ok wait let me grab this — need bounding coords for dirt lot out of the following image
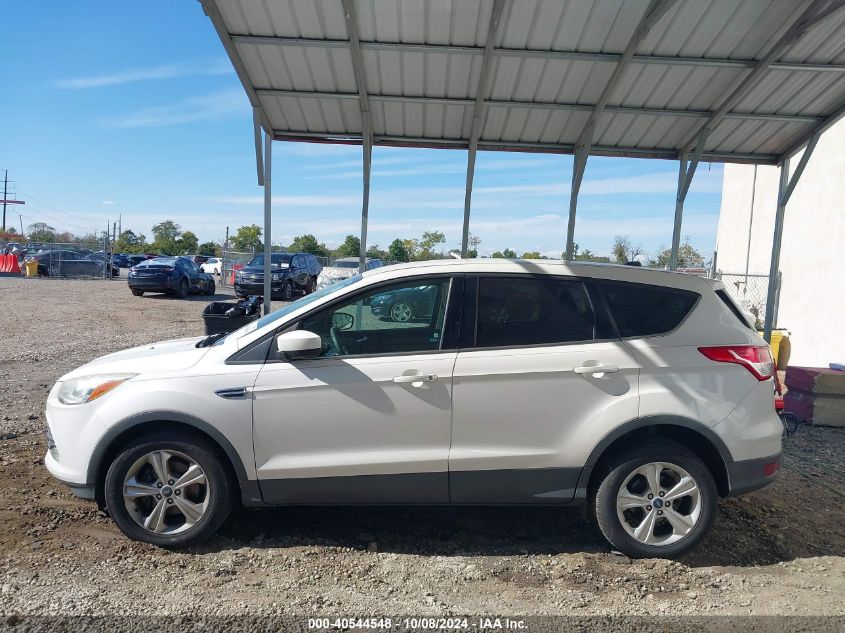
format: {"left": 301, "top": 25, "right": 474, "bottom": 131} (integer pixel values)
{"left": 1, "top": 277, "right": 843, "bottom": 624}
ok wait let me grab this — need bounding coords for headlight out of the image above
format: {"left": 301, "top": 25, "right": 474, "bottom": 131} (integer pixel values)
{"left": 57, "top": 374, "right": 136, "bottom": 405}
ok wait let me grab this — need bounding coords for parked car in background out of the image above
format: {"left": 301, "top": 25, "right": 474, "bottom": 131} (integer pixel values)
{"left": 28, "top": 249, "right": 113, "bottom": 277}
{"left": 113, "top": 254, "right": 131, "bottom": 268}
{"left": 44, "top": 260, "right": 782, "bottom": 555}
{"left": 317, "top": 257, "right": 383, "bottom": 289}
{"left": 193, "top": 255, "right": 210, "bottom": 266}
{"left": 87, "top": 252, "right": 120, "bottom": 276}
{"left": 127, "top": 256, "right": 215, "bottom": 298}
{"left": 201, "top": 257, "right": 222, "bottom": 275}
{"left": 234, "top": 252, "right": 322, "bottom": 300}
{"left": 125, "top": 255, "right": 147, "bottom": 267}
{"left": 369, "top": 283, "right": 439, "bottom": 322}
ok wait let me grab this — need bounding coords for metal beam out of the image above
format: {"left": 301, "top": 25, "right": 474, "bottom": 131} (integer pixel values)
{"left": 341, "top": 0, "right": 374, "bottom": 273}
{"left": 669, "top": 129, "right": 710, "bottom": 269}
{"left": 256, "top": 89, "right": 824, "bottom": 125}
{"left": 270, "top": 130, "right": 782, "bottom": 164}
{"left": 253, "top": 107, "right": 264, "bottom": 187}
{"left": 262, "top": 129, "right": 272, "bottom": 316}
{"left": 201, "top": 1, "right": 272, "bottom": 133}
{"left": 566, "top": 0, "right": 676, "bottom": 261}
{"left": 779, "top": 98, "right": 845, "bottom": 160}
{"left": 762, "top": 130, "right": 820, "bottom": 342}
{"left": 681, "top": 0, "right": 836, "bottom": 152}
{"left": 232, "top": 35, "right": 845, "bottom": 74}
{"left": 462, "top": 0, "right": 507, "bottom": 257}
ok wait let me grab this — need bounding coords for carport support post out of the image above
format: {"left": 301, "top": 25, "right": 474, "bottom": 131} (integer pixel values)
{"left": 359, "top": 123, "right": 372, "bottom": 273}
{"left": 670, "top": 130, "right": 709, "bottom": 270}
{"left": 461, "top": 141, "right": 477, "bottom": 257}
{"left": 262, "top": 130, "right": 272, "bottom": 315}
{"left": 565, "top": 140, "right": 590, "bottom": 261}
{"left": 762, "top": 130, "right": 820, "bottom": 342}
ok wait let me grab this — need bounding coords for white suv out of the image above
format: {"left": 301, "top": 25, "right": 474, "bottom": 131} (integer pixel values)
{"left": 44, "top": 260, "right": 781, "bottom": 558}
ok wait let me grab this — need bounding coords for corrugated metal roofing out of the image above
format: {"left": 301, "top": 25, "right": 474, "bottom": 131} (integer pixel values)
{"left": 203, "top": 0, "right": 845, "bottom": 164}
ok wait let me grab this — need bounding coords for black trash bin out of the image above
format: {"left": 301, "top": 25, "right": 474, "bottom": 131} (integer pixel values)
{"left": 202, "top": 299, "right": 262, "bottom": 335}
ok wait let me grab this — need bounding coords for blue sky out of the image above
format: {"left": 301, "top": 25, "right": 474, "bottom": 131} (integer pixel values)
{"left": 2, "top": 1, "right": 723, "bottom": 258}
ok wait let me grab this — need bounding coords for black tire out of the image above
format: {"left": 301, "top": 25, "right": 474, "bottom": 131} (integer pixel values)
{"left": 103, "top": 431, "right": 234, "bottom": 547}
{"left": 282, "top": 280, "right": 293, "bottom": 301}
{"left": 131, "top": 289, "right": 144, "bottom": 297}
{"left": 593, "top": 440, "right": 718, "bottom": 559}
{"left": 204, "top": 279, "right": 216, "bottom": 296}
{"left": 175, "top": 278, "right": 189, "bottom": 299}
{"left": 309, "top": 276, "right": 317, "bottom": 294}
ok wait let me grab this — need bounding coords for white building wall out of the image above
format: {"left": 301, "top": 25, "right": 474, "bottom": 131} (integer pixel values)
{"left": 716, "top": 117, "right": 845, "bottom": 368}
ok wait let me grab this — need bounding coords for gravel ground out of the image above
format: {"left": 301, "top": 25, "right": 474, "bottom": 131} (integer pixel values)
{"left": 0, "top": 277, "right": 843, "bottom": 627}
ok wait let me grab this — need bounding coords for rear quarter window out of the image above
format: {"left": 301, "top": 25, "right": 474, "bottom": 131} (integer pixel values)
{"left": 715, "top": 289, "right": 755, "bottom": 330}
{"left": 600, "top": 282, "right": 699, "bottom": 338}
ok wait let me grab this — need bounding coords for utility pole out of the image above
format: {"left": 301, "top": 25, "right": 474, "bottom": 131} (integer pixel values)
{"left": 118, "top": 214, "right": 122, "bottom": 236}
{"left": 19, "top": 215, "right": 24, "bottom": 236}
{"left": 2, "top": 170, "right": 7, "bottom": 232}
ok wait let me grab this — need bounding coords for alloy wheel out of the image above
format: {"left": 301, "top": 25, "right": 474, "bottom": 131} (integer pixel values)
{"left": 615, "top": 461, "right": 701, "bottom": 547}
{"left": 391, "top": 302, "right": 413, "bottom": 322}
{"left": 123, "top": 450, "right": 210, "bottom": 535}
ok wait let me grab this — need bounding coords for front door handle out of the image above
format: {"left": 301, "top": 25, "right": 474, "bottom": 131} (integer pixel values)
{"left": 393, "top": 373, "right": 438, "bottom": 384}
{"left": 574, "top": 364, "right": 619, "bottom": 375}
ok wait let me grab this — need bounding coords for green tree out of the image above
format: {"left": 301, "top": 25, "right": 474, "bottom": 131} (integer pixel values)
{"left": 569, "top": 243, "right": 611, "bottom": 263}
{"left": 335, "top": 234, "right": 361, "bottom": 258}
{"left": 6, "top": 227, "right": 16, "bottom": 234}
{"left": 417, "top": 230, "right": 446, "bottom": 260}
{"left": 198, "top": 241, "right": 219, "bottom": 256}
{"left": 289, "top": 234, "right": 329, "bottom": 257}
{"left": 388, "top": 238, "right": 410, "bottom": 262}
{"left": 521, "top": 251, "right": 544, "bottom": 259}
{"left": 230, "top": 224, "right": 262, "bottom": 253}
{"left": 27, "top": 222, "right": 56, "bottom": 243}
{"left": 492, "top": 248, "right": 517, "bottom": 258}
{"left": 177, "top": 230, "right": 199, "bottom": 255}
{"left": 114, "top": 229, "right": 145, "bottom": 254}
{"left": 367, "top": 244, "right": 387, "bottom": 260}
{"left": 151, "top": 220, "right": 181, "bottom": 255}
{"left": 611, "top": 235, "right": 644, "bottom": 264}
{"left": 653, "top": 238, "right": 704, "bottom": 269}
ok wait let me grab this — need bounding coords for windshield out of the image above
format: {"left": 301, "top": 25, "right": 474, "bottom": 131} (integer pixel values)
{"left": 248, "top": 253, "right": 290, "bottom": 268}
{"left": 136, "top": 257, "right": 177, "bottom": 267}
{"left": 235, "top": 273, "right": 363, "bottom": 337}
{"left": 334, "top": 260, "right": 360, "bottom": 268}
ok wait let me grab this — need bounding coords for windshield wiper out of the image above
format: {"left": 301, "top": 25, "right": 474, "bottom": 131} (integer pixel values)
{"left": 196, "top": 331, "right": 228, "bottom": 348}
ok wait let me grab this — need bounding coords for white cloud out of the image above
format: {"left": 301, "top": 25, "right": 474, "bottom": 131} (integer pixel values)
{"left": 55, "top": 60, "right": 232, "bottom": 89}
{"left": 101, "top": 200, "right": 115, "bottom": 206}
{"left": 99, "top": 89, "right": 247, "bottom": 129}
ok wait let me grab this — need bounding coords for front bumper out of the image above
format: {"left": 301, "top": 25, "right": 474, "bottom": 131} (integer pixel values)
{"left": 235, "top": 279, "right": 285, "bottom": 297}
{"left": 726, "top": 452, "right": 781, "bottom": 496}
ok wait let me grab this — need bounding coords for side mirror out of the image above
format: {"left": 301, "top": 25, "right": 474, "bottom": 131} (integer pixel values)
{"left": 276, "top": 330, "right": 322, "bottom": 360}
{"left": 332, "top": 312, "right": 354, "bottom": 330}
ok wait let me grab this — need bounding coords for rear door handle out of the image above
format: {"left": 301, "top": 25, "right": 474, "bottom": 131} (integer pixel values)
{"left": 574, "top": 364, "right": 619, "bottom": 375}
{"left": 393, "top": 373, "right": 438, "bottom": 384}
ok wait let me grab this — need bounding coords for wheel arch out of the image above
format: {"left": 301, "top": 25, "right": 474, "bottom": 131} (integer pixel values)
{"left": 88, "top": 411, "right": 259, "bottom": 508}
{"left": 578, "top": 415, "right": 732, "bottom": 500}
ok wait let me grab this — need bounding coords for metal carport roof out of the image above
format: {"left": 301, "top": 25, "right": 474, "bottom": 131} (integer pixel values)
{"left": 201, "top": 0, "right": 845, "bottom": 338}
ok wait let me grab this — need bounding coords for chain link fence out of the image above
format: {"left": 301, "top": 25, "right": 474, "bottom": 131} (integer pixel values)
{"left": 9, "top": 240, "right": 118, "bottom": 279}
{"left": 714, "top": 271, "right": 775, "bottom": 329}
{"left": 219, "top": 251, "right": 401, "bottom": 287}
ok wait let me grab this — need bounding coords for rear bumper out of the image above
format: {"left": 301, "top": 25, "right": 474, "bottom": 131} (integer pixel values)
{"left": 726, "top": 452, "right": 781, "bottom": 497}
{"left": 128, "top": 277, "right": 174, "bottom": 292}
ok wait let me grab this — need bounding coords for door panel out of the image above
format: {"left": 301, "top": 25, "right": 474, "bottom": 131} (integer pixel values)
{"left": 253, "top": 353, "right": 456, "bottom": 503}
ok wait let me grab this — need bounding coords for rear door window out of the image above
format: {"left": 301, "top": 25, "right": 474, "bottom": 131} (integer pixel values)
{"left": 600, "top": 282, "right": 699, "bottom": 337}
{"left": 475, "top": 277, "right": 595, "bottom": 348}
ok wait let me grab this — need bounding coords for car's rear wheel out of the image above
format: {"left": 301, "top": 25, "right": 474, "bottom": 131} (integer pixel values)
{"left": 175, "top": 278, "right": 189, "bottom": 299}
{"left": 390, "top": 301, "right": 414, "bottom": 322}
{"left": 131, "top": 289, "right": 144, "bottom": 297}
{"left": 104, "top": 432, "right": 234, "bottom": 547}
{"left": 593, "top": 440, "right": 717, "bottom": 558}
{"left": 308, "top": 276, "right": 317, "bottom": 294}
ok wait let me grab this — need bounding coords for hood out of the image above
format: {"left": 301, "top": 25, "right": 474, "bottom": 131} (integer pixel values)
{"left": 61, "top": 336, "right": 210, "bottom": 381}
{"left": 320, "top": 266, "right": 357, "bottom": 279}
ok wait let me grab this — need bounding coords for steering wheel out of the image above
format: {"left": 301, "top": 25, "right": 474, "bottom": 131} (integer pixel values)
{"left": 329, "top": 326, "right": 347, "bottom": 356}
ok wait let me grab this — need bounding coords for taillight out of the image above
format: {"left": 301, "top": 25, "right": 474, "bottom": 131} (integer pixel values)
{"left": 698, "top": 345, "right": 775, "bottom": 381}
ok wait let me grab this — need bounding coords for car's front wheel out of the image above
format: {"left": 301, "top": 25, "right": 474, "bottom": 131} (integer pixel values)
{"left": 104, "top": 432, "right": 234, "bottom": 547}
{"left": 282, "top": 280, "right": 293, "bottom": 301}
{"left": 390, "top": 301, "right": 414, "bottom": 322}
{"left": 131, "top": 289, "right": 144, "bottom": 297}
{"left": 204, "top": 279, "right": 216, "bottom": 295}
{"left": 593, "top": 440, "right": 717, "bottom": 558}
